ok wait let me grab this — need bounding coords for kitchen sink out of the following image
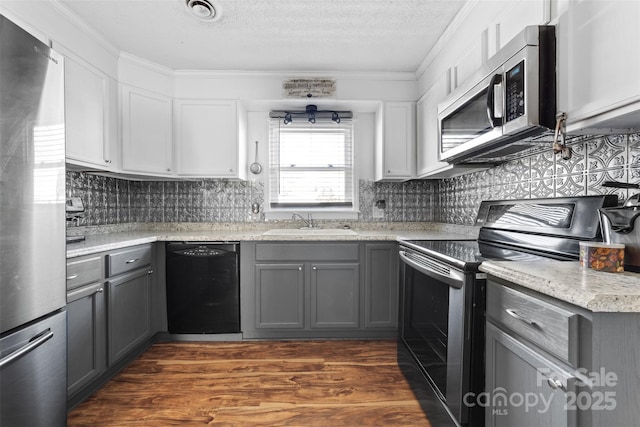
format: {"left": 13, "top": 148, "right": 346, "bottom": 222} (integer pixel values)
{"left": 262, "top": 228, "right": 358, "bottom": 236}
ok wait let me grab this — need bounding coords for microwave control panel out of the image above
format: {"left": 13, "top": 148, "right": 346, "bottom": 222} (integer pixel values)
{"left": 505, "top": 60, "right": 526, "bottom": 122}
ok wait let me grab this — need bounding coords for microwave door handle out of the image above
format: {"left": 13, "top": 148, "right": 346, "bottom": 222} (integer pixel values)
{"left": 486, "top": 74, "right": 503, "bottom": 127}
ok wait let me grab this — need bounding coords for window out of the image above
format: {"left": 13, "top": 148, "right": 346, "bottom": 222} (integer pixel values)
{"left": 268, "top": 118, "right": 354, "bottom": 210}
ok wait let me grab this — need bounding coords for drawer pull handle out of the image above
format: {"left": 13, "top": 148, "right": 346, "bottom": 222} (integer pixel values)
{"left": 125, "top": 258, "right": 139, "bottom": 264}
{"left": 505, "top": 308, "right": 539, "bottom": 328}
{"left": 547, "top": 377, "right": 566, "bottom": 392}
{"left": 66, "top": 274, "right": 79, "bottom": 280}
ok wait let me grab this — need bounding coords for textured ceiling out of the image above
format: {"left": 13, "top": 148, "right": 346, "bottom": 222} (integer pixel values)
{"left": 57, "top": 0, "right": 466, "bottom": 72}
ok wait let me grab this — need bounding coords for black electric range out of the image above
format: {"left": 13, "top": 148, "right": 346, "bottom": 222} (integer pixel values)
{"left": 397, "top": 195, "right": 619, "bottom": 427}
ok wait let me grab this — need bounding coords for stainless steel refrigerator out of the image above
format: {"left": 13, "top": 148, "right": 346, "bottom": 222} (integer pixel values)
{"left": 0, "top": 14, "right": 67, "bottom": 426}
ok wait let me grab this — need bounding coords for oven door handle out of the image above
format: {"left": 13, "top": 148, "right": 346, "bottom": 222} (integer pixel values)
{"left": 399, "top": 250, "right": 464, "bottom": 289}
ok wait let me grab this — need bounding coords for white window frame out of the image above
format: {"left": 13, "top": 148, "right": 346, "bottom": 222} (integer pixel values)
{"left": 265, "top": 118, "right": 358, "bottom": 219}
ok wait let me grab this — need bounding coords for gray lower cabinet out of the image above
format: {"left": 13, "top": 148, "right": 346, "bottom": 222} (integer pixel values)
{"left": 66, "top": 243, "right": 158, "bottom": 407}
{"left": 486, "top": 277, "right": 640, "bottom": 427}
{"left": 66, "top": 282, "right": 107, "bottom": 397}
{"left": 242, "top": 241, "right": 397, "bottom": 339}
{"left": 107, "top": 267, "right": 152, "bottom": 365}
{"left": 486, "top": 280, "right": 580, "bottom": 427}
{"left": 310, "top": 263, "right": 360, "bottom": 328}
{"left": 364, "top": 243, "right": 398, "bottom": 329}
{"left": 486, "top": 322, "right": 576, "bottom": 427}
{"left": 255, "top": 263, "right": 305, "bottom": 329}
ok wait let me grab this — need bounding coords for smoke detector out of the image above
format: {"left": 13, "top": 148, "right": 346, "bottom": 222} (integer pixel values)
{"left": 185, "top": 0, "right": 221, "bottom": 22}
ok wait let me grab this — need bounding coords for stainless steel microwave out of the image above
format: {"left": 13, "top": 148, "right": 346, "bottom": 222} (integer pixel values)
{"left": 438, "top": 26, "right": 556, "bottom": 164}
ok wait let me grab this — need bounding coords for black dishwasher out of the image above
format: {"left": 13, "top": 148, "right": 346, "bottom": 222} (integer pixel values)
{"left": 166, "top": 242, "right": 240, "bottom": 334}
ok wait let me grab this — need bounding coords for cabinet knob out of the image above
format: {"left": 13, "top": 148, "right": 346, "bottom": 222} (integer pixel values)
{"left": 166, "top": 168, "right": 171, "bottom": 172}
{"left": 105, "top": 159, "right": 112, "bottom": 164}
{"left": 229, "top": 169, "right": 234, "bottom": 173}
{"left": 387, "top": 170, "right": 391, "bottom": 174}
{"left": 298, "top": 267, "right": 302, "bottom": 271}
{"left": 312, "top": 266, "right": 317, "bottom": 270}
{"left": 96, "top": 288, "right": 104, "bottom": 293}
{"left": 148, "top": 269, "right": 154, "bottom": 274}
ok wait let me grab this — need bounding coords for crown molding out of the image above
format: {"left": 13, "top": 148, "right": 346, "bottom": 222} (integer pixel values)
{"left": 119, "top": 52, "right": 175, "bottom": 77}
{"left": 173, "top": 69, "right": 418, "bottom": 82}
{"left": 48, "top": 0, "right": 120, "bottom": 58}
{"left": 415, "top": 0, "right": 480, "bottom": 80}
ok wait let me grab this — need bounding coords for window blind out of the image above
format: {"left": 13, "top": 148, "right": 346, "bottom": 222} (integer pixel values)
{"left": 269, "top": 118, "right": 354, "bottom": 209}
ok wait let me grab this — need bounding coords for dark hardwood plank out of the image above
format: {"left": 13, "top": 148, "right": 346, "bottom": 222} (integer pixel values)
{"left": 68, "top": 340, "right": 431, "bottom": 426}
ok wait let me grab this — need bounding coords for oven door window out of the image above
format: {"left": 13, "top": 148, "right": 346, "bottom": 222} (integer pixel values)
{"left": 402, "top": 264, "right": 450, "bottom": 400}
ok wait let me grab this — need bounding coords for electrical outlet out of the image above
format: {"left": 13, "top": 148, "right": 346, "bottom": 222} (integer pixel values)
{"left": 373, "top": 199, "right": 386, "bottom": 219}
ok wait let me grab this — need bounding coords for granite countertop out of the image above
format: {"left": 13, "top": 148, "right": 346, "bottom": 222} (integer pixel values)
{"left": 66, "top": 224, "right": 477, "bottom": 258}
{"left": 480, "top": 260, "right": 640, "bottom": 313}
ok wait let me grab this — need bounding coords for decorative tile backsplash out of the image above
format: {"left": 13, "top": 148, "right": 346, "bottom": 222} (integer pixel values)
{"left": 437, "top": 133, "right": 640, "bottom": 225}
{"left": 66, "top": 175, "right": 266, "bottom": 226}
{"left": 66, "top": 174, "right": 437, "bottom": 226}
{"left": 66, "top": 133, "right": 638, "bottom": 227}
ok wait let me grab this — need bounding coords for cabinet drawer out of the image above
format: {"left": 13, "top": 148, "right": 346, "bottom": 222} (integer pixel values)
{"left": 107, "top": 245, "right": 152, "bottom": 277}
{"left": 487, "top": 281, "right": 579, "bottom": 366}
{"left": 66, "top": 256, "right": 102, "bottom": 290}
{"left": 256, "top": 243, "right": 359, "bottom": 262}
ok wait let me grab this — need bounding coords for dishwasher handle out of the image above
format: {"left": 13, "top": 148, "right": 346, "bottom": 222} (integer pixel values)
{"left": 173, "top": 247, "right": 236, "bottom": 257}
{"left": 168, "top": 242, "right": 239, "bottom": 257}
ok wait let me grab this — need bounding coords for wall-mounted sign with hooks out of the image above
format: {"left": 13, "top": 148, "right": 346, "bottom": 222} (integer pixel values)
{"left": 282, "top": 78, "right": 336, "bottom": 98}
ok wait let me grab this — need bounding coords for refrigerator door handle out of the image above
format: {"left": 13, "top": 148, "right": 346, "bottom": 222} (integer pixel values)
{"left": 0, "top": 329, "right": 53, "bottom": 368}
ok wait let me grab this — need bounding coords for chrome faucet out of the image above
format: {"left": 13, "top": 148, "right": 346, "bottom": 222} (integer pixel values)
{"left": 292, "top": 212, "right": 314, "bottom": 228}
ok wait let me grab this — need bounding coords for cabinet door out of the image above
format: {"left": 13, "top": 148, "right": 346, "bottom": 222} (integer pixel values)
{"left": 451, "top": 41, "right": 482, "bottom": 91}
{"left": 364, "top": 244, "right": 398, "bottom": 329}
{"left": 310, "top": 263, "right": 360, "bottom": 329}
{"left": 66, "top": 282, "right": 106, "bottom": 397}
{"left": 254, "top": 264, "right": 304, "bottom": 329}
{"left": 487, "top": 0, "right": 549, "bottom": 59}
{"left": 121, "top": 85, "right": 173, "bottom": 175}
{"left": 417, "top": 72, "right": 450, "bottom": 177}
{"left": 107, "top": 268, "right": 152, "bottom": 365}
{"left": 65, "top": 57, "right": 114, "bottom": 169}
{"left": 486, "top": 323, "right": 577, "bottom": 427}
{"left": 376, "top": 102, "right": 415, "bottom": 181}
{"left": 174, "top": 100, "right": 242, "bottom": 177}
{"left": 566, "top": 0, "right": 640, "bottom": 128}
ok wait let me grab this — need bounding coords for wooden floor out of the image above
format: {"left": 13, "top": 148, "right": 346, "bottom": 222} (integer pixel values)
{"left": 67, "top": 340, "right": 432, "bottom": 426}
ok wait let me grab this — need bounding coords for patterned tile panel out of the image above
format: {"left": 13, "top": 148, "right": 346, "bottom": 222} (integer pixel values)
{"left": 438, "top": 133, "right": 639, "bottom": 224}
{"left": 65, "top": 133, "right": 638, "bottom": 227}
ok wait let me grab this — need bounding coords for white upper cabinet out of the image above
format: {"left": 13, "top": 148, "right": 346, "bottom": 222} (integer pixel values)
{"left": 486, "top": 0, "right": 550, "bottom": 59}
{"left": 449, "top": 38, "right": 483, "bottom": 92}
{"left": 64, "top": 55, "right": 116, "bottom": 170}
{"left": 120, "top": 85, "right": 173, "bottom": 176}
{"left": 563, "top": 0, "right": 640, "bottom": 132}
{"left": 174, "top": 100, "right": 247, "bottom": 179}
{"left": 417, "top": 73, "right": 449, "bottom": 177}
{"left": 375, "top": 101, "right": 415, "bottom": 182}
